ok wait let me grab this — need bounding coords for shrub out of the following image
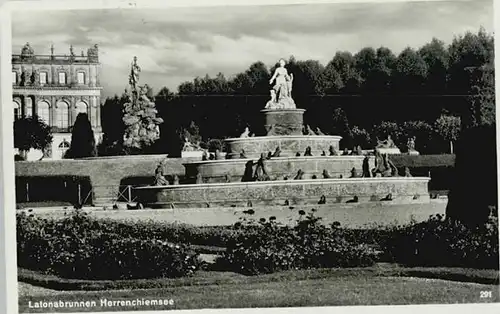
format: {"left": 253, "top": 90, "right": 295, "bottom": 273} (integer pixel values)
{"left": 222, "top": 211, "right": 377, "bottom": 275}
{"left": 381, "top": 214, "right": 499, "bottom": 269}
{"left": 16, "top": 211, "right": 200, "bottom": 280}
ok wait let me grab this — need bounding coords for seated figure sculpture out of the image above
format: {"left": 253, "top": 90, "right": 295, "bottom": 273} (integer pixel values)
{"left": 315, "top": 127, "right": 325, "bottom": 135}
{"left": 240, "top": 127, "right": 250, "bottom": 138}
{"left": 377, "top": 135, "right": 397, "bottom": 149}
{"left": 271, "top": 146, "right": 282, "bottom": 157}
{"left": 304, "top": 125, "right": 315, "bottom": 135}
{"left": 214, "top": 149, "right": 223, "bottom": 160}
{"left": 154, "top": 162, "right": 169, "bottom": 186}
{"left": 240, "top": 149, "right": 247, "bottom": 159}
{"left": 322, "top": 169, "right": 332, "bottom": 179}
{"left": 304, "top": 146, "right": 313, "bottom": 156}
{"left": 293, "top": 169, "right": 305, "bottom": 180}
{"left": 329, "top": 145, "right": 338, "bottom": 156}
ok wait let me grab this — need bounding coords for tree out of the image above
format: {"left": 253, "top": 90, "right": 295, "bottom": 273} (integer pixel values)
{"left": 329, "top": 51, "right": 361, "bottom": 93}
{"left": 351, "top": 126, "right": 371, "bottom": 148}
{"left": 371, "top": 47, "right": 397, "bottom": 93}
{"left": 447, "top": 28, "right": 494, "bottom": 95}
{"left": 354, "top": 47, "right": 377, "bottom": 93}
{"left": 122, "top": 57, "right": 164, "bottom": 153}
{"left": 99, "top": 93, "right": 128, "bottom": 156}
{"left": 394, "top": 47, "right": 428, "bottom": 94}
{"left": 418, "top": 38, "right": 449, "bottom": 94}
{"left": 434, "top": 115, "right": 461, "bottom": 153}
{"left": 65, "top": 113, "right": 97, "bottom": 158}
{"left": 466, "top": 63, "right": 495, "bottom": 128}
{"left": 14, "top": 116, "right": 53, "bottom": 160}
{"left": 331, "top": 108, "right": 353, "bottom": 148}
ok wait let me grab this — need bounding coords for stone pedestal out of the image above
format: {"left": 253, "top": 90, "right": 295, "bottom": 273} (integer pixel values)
{"left": 261, "top": 109, "right": 305, "bottom": 136}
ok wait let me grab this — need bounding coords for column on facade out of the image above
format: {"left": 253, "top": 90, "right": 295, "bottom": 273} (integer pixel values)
{"left": 89, "top": 96, "right": 97, "bottom": 128}
{"left": 50, "top": 96, "right": 57, "bottom": 129}
{"left": 96, "top": 96, "right": 101, "bottom": 128}
{"left": 70, "top": 96, "right": 77, "bottom": 126}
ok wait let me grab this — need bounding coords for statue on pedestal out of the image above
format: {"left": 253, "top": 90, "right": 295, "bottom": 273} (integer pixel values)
{"left": 31, "top": 69, "right": 40, "bottom": 86}
{"left": 266, "top": 58, "right": 296, "bottom": 109}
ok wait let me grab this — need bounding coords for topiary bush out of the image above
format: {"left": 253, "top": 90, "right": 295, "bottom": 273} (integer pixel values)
{"left": 16, "top": 210, "right": 200, "bottom": 280}
{"left": 381, "top": 214, "right": 499, "bottom": 269}
{"left": 222, "top": 210, "right": 377, "bottom": 275}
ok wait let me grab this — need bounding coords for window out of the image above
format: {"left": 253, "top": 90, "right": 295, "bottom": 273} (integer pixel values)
{"left": 58, "top": 140, "right": 70, "bottom": 148}
{"left": 25, "top": 98, "right": 33, "bottom": 117}
{"left": 77, "top": 72, "right": 85, "bottom": 84}
{"left": 58, "top": 139, "right": 70, "bottom": 159}
{"left": 58, "top": 72, "right": 66, "bottom": 84}
{"left": 37, "top": 101, "right": 50, "bottom": 125}
{"left": 13, "top": 102, "right": 20, "bottom": 120}
{"left": 56, "top": 102, "right": 69, "bottom": 128}
{"left": 40, "top": 72, "right": 47, "bottom": 85}
{"left": 12, "top": 72, "right": 17, "bottom": 84}
{"left": 76, "top": 102, "right": 87, "bottom": 115}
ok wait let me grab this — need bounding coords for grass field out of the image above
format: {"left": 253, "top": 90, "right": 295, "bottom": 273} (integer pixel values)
{"left": 18, "top": 265, "right": 500, "bottom": 312}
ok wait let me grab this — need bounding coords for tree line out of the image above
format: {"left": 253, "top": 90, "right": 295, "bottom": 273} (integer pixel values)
{"left": 13, "top": 29, "right": 495, "bottom": 159}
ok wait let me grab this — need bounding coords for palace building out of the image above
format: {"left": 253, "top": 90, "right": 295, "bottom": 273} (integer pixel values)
{"left": 12, "top": 42, "right": 103, "bottom": 160}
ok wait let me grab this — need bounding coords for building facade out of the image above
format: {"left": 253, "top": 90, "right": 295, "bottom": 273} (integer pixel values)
{"left": 12, "top": 42, "right": 103, "bottom": 160}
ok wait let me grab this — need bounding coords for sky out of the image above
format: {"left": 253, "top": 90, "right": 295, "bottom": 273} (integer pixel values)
{"left": 12, "top": 0, "right": 493, "bottom": 99}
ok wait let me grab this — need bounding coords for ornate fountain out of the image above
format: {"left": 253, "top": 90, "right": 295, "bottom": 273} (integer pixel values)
{"left": 134, "top": 58, "right": 430, "bottom": 208}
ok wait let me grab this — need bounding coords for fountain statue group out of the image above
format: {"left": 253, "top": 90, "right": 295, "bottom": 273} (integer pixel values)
{"left": 264, "top": 58, "right": 296, "bottom": 110}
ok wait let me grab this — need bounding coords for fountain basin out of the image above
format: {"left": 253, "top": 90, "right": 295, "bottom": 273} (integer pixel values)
{"left": 225, "top": 135, "right": 342, "bottom": 159}
{"left": 134, "top": 177, "right": 430, "bottom": 208}
{"left": 184, "top": 156, "right": 371, "bottom": 183}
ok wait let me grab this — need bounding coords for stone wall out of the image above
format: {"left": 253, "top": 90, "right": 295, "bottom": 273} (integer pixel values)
{"left": 15, "top": 155, "right": 185, "bottom": 203}
{"left": 135, "top": 177, "right": 430, "bottom": 208}
{"left": 225, "top": 135, "right": 342, "bottom": 159}
{"left": 184, "top": 156, "right": 370, "bottom": 183}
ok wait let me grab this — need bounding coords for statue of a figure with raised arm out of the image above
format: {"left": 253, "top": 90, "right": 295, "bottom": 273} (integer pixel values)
{"left": 267, "top": 58, "right": 296, "bottom": 109}
{"left": 129, "top": 56, "right": 141, "bottom": 92}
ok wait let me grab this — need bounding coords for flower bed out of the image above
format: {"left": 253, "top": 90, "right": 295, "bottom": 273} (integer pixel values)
{"left": 16, "top": 211, "right": 200, "bottom": 280}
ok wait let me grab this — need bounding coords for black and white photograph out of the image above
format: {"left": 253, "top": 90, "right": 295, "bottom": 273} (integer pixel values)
{"left": 1, "top": 0, "right": 499, "bottom": 312}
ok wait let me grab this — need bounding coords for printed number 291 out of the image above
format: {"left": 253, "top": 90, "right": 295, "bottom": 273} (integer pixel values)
{"left": 480, "top": 291, "right": 492, "bottom": 298}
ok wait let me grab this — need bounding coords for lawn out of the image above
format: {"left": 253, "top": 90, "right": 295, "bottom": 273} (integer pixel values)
{"left": 18, "top": 266, "right": 500, "bottom": 313}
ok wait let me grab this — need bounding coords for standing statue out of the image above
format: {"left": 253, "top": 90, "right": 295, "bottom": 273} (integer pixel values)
{"left": 407, "top": 136, "right": 416, "bottom": 152}
{"left": 31, "top": 69, "right": 40, "bottom": 86}
{"left": 129, "top": 56, "right": 141, "bottom": 93}
{"left": 21, "top": 69, "right": 30, "bottom": 86}
{"left": 268, "top": 58, "right": 296, "bottom": 109}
